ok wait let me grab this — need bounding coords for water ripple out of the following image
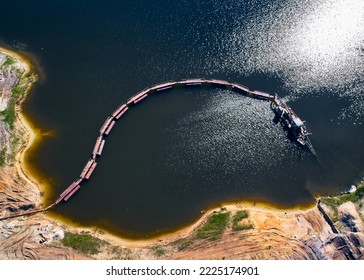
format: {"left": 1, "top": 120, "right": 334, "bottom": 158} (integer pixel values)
{"left": 206, "top": 0, "right": 364, "bottom": 118}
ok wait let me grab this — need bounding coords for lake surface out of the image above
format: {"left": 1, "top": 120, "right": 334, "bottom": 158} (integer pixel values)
{"left": 1, "top": 0, "right": 363, "bottom": 238}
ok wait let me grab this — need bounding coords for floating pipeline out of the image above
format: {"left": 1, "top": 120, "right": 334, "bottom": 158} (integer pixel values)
{"left": 0, "top": 78, "right": 316, "bottom": 220}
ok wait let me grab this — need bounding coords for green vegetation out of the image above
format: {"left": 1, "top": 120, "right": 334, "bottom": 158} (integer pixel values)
{"left": 321, "top": 185, "right": 364, "bottom": 206}
{"left": 173, "top": 210, "right": 255, "bottom": 251}
{"left": 233, "top": 210, "right": 249, "bottom": 222}
{"left": 320, "top": 198, "right": 339, "bottom": 222}
{"left": 61, "top": 232, "right": 105, "bottom": 255}
{"left": 8, "top": 135, "right": 21, "bottom": 165}
{"left": 12, "top": 85, "right": 27, "bottom": 97}
{"left": 151, "top": 246, "right": 166, "bottom": 257}
{"left": 0, "top": 148, "right": 6, "bottom": 166}
{"left": 320, "top": 184, "right": 364, "bottom": 223}
{"left": 195, "top": 212, "right": 230, "bottom": 240}
{"left": 3, "top": 56, "right": 16, "bottom": 67}
{"left": 111, "top": 246, "right": 122, "bottom": 255}
{"left": 109, "top": 246, "right": 136, "bottom": 260}
{"left": 176, "top": 238, "right": 194, "bottom": 251}
{"left": 232, "top": 210, "right": 254, "bottom": 231}
{"left": 175, "top": 212, "right": 231, "bottom": 250}
{"left": 0, "top": 64, "right": 37, "bottom": 165}
{"left": 0, "top": 71, "right": 36, "bottom": 130}
{"left": 233, "top": 222, "right": 254, "bottom": 231}
{"left": 1, "top": 85, "right": 26, "bottom": 129}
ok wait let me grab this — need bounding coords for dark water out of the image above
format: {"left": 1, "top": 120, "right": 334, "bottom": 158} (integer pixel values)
{"left": 1, "top": 0, "right": 364, "bottom": 238}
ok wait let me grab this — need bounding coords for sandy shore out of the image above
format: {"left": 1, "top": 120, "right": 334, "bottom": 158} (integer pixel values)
{"left": 42, "top": 193, "right": 316, "bottom": 254}
{"left": 0, "top": 47, "right": 42, "bottom": 204}
{"left": 2, "top": 46, "right": 364, "bottom": 260}
{"left": 0, "top": 47, "right": 30, "bottom": 72}
{"left": 0, "top": 45, "right": 317, "bottom": 248}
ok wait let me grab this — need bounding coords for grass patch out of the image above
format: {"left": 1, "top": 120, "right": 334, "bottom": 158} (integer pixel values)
{"left": 321, "top": 185, "right": 364, "bottom": 207}
{"left": 3, "top": 56, "right": 16, "bottom": 67}
{"left": 320, "top": 185, "right": 364, "bottom": 223}
{"left": 151, "top": 246, "right": 166, "bottom": 257}
{"left": 61, "top": 232, "right": 105, "bottom": 255}
{"left": 232, "top": 210, "right": 254, "bottom": 231}
{"left": 1, "top": 85, "right": 26, "bottom": 129}
{"left": 175, "top": 238, "right": 193, "bottom": 251}
{"left": 110, "top": 246, "right": 135, "bottom": 260}
{"left": 1, "top": 73, "right": 36, "bottom": 130}
{"left": 0, "top": 148, "right": 6, "bottom": 167}
{"left": 7, "top": 135, "right": 21, "bottom": 165}
{"left": 12, "top": 85, "right": 27, "bottom": 97}
{"left": 233, "top": 210, "right": 249, "bottom": 222}
{"left": 233, "top": 223, "right": 254, "bottom": 231}
{"left": 195, "top": 212, "right": 230, "bottom": 240}
{"left": 111, "top": 246, "right": 122, "bottom": 255}
{"left": 320, "top": 198, "right": 339, "bottom": 222}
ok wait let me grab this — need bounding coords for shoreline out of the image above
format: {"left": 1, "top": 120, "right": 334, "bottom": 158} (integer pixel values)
{"left": 0, "top": 46, "right": 43, "bottom": 206}
{"left": 0, "top": 46, "right": 320, "bottom": 246}
{"left": 3, "top": 46, "right": 363, "bottom": 260}
{"left": 66, "top": 201, "right": 317, "bottom": 249}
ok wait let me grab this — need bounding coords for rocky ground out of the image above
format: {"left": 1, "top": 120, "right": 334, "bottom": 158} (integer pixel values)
{"left": 0, "top": 49, "right": 364, "bottom": 260}
{"left": 164, "top": 202, "right": 364, "bottom": 260}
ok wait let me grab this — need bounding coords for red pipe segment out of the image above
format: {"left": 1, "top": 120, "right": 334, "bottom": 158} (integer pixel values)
{"left": 92, "top": 136, "right": 103, "bottom": 158}
{"left": 100, "top": 117, "right": 113, "bottom": 134}
{"left": 63, "top": 185, "right": 81, "bottom": 202}
{"left": 85, "top": 162, "right": 97, "bottom": 180}
{"left": 97, "top": 140, "right": 105, "bottom": 156}
{"left": 208, "top": 79, "right": 232, "bottom": 86}
{"left": 127, "top": 91, "right": 147, "bottom": 105}
{"left": 233, "top": 84, "right": 251, "bottom": 93}
{"left": 186, "top": 82, "right": 202, "bottom": 86}
{"left": 57, "top": 178, "right": 82, "bottom": 202}
{"left": 105, "top": 121, "right": 115, "bottom": 135}
{"left": 156, "top": 86, "right": 172, "bottom": 91}
{"left": 112, "top": 104, "right": 127, "bottom": 118}
{"left": 115, "top": 107, "right": 129, "bottom": 120}
{"left": 62, "top": 182, "right": 77, "bottom": 196}
{"left": 134, "top": 93, "right": 148, "bottom": 104}
{"left": 251, "top": 90, "right": 274, "bottom": 100}
{"left": 80, "top": 159, "right": 95, "bottom": 178}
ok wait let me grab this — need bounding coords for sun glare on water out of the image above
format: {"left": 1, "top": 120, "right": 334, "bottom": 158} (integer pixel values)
{"left": 300, "top": 1, "right": 363, "bottom": 56}
{"left": 293, "top": 0, "right": 364, "bottom": 80}
{"left": 213, "top": 0, "right": 364, "bottom": 117}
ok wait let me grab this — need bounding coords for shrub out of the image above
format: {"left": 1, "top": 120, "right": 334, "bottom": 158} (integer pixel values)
{"left": 232, "top": 210, "right": 253, "bottom": 231}
{"left": 61, "top": 232, "right": 103, "bottom": 255}
{"left": 0, "top": 148, "right": 6, "bottom": 166}
{"left": 3, "top": 56, "right": 16, "bottom": 66}
{"left": 176, "top": 238, "right": 193, "bottom": 251}
{"left": 195, "top": 212, "right": 230, "bottom": 240}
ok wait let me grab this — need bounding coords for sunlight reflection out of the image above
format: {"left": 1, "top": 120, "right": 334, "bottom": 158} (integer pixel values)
{"left": 296, "top": 0, "right": 364, "bottom": 69}
{"left": 217, "top": 0, "right": 364, "bottom": 118}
